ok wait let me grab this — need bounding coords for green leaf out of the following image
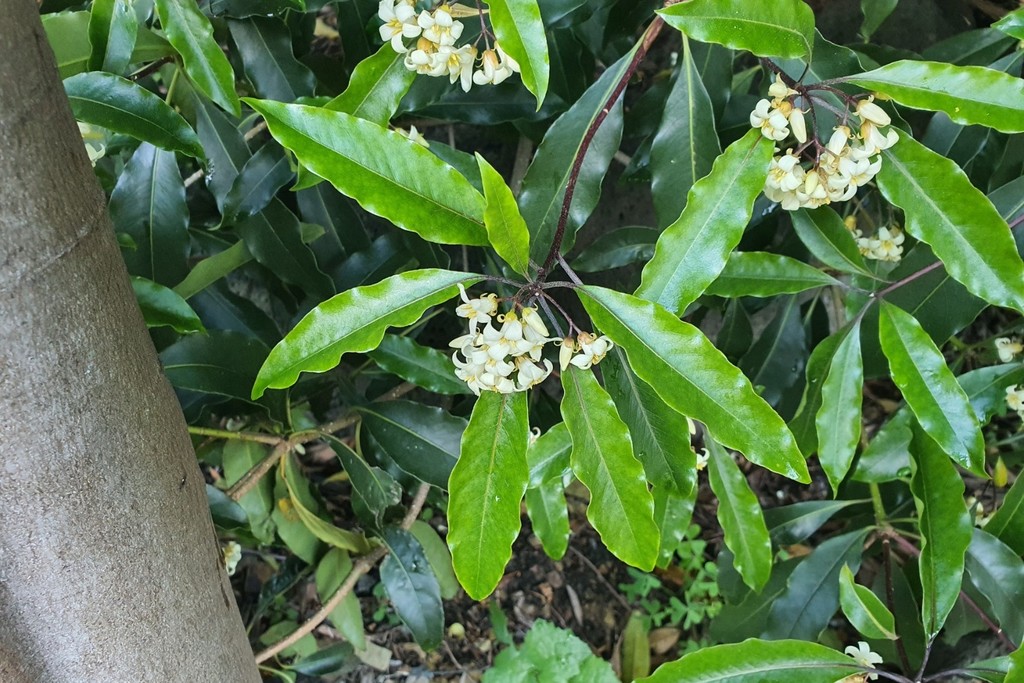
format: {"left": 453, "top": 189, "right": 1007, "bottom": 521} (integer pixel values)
{"left": 790, "top": 208, "right": 875, "bottom": 279}
{"left": 965, "top": 529, "right": 1024, "bottom": 648}
{"left": 160, "top": 330, "right": 276, "bottom": 410}
{"left": 253, "top": 269, "right": 478, "bottom": 397}
{"left": 476, "top": 153, "right": 531, "bottom": 276}
{"left": 657, "top": 0, "right": 816, "bottom": 60}
{"left": 994, "top": 8, "right": 1024, "bottom": 40}
{"left": 368, "top": 334, "right": 470, "bottom": 395}
{"left": 603, "top": 346, "right": 696, "bottom": 496}
{"left": 641, "top": 639, "right": 861, "bottom": 683}
{"left": 174, "top": 241, "right": 250, "bottom": 300}
{"left": 788, "top": 331, "right": 846, "bottom": 457}
{"left": 359, "top": 401, "right": 465, "bottom": 489}
{"left": 737, "top": 296, "right": 807, "bottom": 406}
{"left": 194, "top": 99, "right": 251, "bottom": 211}
{"left": 326, "top": 43, "right": 416, "bottom": 125}
{"left": 707, "top": 439, "right": 771, "bottom": 592}
{"left": 448, "top": 391, "right": 529, "bottom": 600}
{"left": 272, "top": 470, "right": 321, "bottom": 564}
{"left": 653, "top": 486, "right": 696, "bottom": 568}
{"left": 44, "top": 11, "right": 174, "bottom": 79}
{"left": 206, "top": 483, "right": 249, "bottom": 530}
{"left": 650, "top": 36, "right": 720, "bottom": 228}
{"left": 839, "top": 565, "right": 898, "bottom": 640}
{"left": 846, "top": 60, "right": 1024, "bottom": 133}
{"left": 282, "top": 453, "right": 370, "bottom": 554}
{"left": 227, "top": 17, "right": 315, "bottom": 101}
{"left": 560, "top": 366, "right": 658, "bottom": 570}
{"left": 223, "top": 440, "right": 274, "bottom": 542}
{"left": 621, "top": 613, "right": 651, "bottom": 681}
{"left": 315, "top": 549, "right": 366, "bottom": 650}
{"left": 154, "top": 0, "right": 241, "bottom": 115}
{"left": 519, "top": 45, "right": 630, "bottom": 264}
{"left": 706, "top": 252, "right": 841, "bottom": 298}
{"left": 245, "top": 100, "right": 488, "bottom": 246}
{"left": 877, "top": 135, "right": 1024, "bottom": 314}
{"left": 221, "top": 142, "right": 293, "bottom": 222}
{"left": 910, "top": 426, "right": 973, "bottom": 639}
{"left": 860, "top": 0, "right": 898, "bottom": 39}
{"left": 408, "top": 521, "right": 460, "bottom": 601}
{"left": 765, "top": 499, "right": 868, "bottom": 547}
{"left": 986, "top": 472, "right": 1024, "bottom": 555}
{"left": 327, "top": 436, "right": 400, "bottom": 528}
{"left": 525, "top": 479, "right": 570, "bottom": 561}
{"left": 380, "top": 528, "right": 444, "bottom": 650}
{"left": 709, "top": 558, "right": 800, "bottom": 643}
{"left": 88, "top": 0, "right": 137, "bottom": 73}
{"left": 527, "top": 423, "right": 571, "bottom": 487}
{"left": 763, "top": 528, "right": 870, "bottom": 640}
{"left": 63, "top": 72, "right": 203, "bottom": 158}
{"left": 131, "top": 277, "right": 204, "bottom": 334}
{"left": 571, "top": 227, "right": 658, "bottom": 273}
{"left": 208, "top": 0, "right": 306, "bottom": 17}
{"left": 636, "top": 128, "right": 774, "bottom": 315}
{"left": 579, "top": 286, "right": 809, "bottom": 483}
{"left": 879, "top": 301, "right": 984, "bottom": 473}
{"left": 485, "top": 0, "right": 549, "bottom": 107}
{"left": 816, "top": 321, "right": 864, "bottom": 494}
{"left": 109, "top": 142, "right": 189, "bottom": 286}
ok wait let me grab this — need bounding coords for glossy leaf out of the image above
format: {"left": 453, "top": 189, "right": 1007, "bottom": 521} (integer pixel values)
{"left": 790, "top": 207, "right": 875, "bottom": 279}
{"left": 253, "top": 269, "right": 478, "bottom": 397}
{"left": 986, "top": 473, "right": 1024, "bottom": 555}
{"left": 282, "top": 453, "right": 370, "bottom": 554}
{"left": 525, "top": 479, "right": 570, "bottom": 561}
{"left": 994, "top": 8, "right": 1024, "bottom": 40}
{"left": 964, "top": 529, "right": 1024, "bottom": 647}
{"left": 222, "top": 440, "right": 274, "bottom": 543}
{"left": 174, "top": 242, "right": 250, "bottom": 301}
{"left": 88, "top": 0, "right": 137, "bottom": 73}
{"left": 485, "top": 0, "right": 549, "bottom": 107}
{"left": 603, "top": 347, "right": 696, "bottom": 495}
{"left": 368, "top": 334, "right": 470, "bottom": 395}
{"left": 326, "top": 44, "right": 415, "bottom": 125}
{"left": 64, "top": 72, "right": 203, "bottom": 158}
{"left": 154, "top": 0, "right": 241, "bottom": 115}
{"left": 637, "top": 128, "right": 774, "bottom": 315}
{"left": 131, "top": 277, "right": 204, "bottom": 334}
{"left": 707, "top": 440, "right": 771, "bottom": 592}
{"left": 221, "top": 142, "right": 293, "bottom": 222}
{"left": 448, "top": 391, "right": 529, "bottom": 600}
{"left": 246, "top": 100, "right": 488, "bottom": 246}
{"left": 815, "top": 321, "right": 864, "bottom": 494}
{"left": 650, "top": 36, "right": 720, "bottom": 228}
{"left": 860, "top": 0, "right": 898, "bottom": 39}
{"left": 765, "top": 499, "right": 868, "bottom": 547}
{"left": 561, "top": 366, "right": 659, "bottom": 570}
{"left": 227, "top": 17, "right": 315, "bottom": 102}
{"left": 527, "top": 423, "right": 572, "bottom": 488}
{"left": 847, "top": 60, "right": 1024, "bottom": 133}
{"left": 109, "top": 142, "right": 189, "bottom": 286}
{"left": 359, "top": 401, "right": 466, "bottom": 489}
{"left": 195, "top": 99, "right": 251, "bottom": 213}
{"left": 579, "top": 287, "right": 809, "bottom": 483}
{"left": 571, "top": 227, "right": 658, "bottom": 273}
{"left": 209, "top": 0, "right": 306, "bottom": 17}
{"left": 910, "top": 427, "right": 973, "bottom": 639}
{"left": 877, "top": 135, "right": 1024, "bottom": 314}
{"left": 763, "top": 529, "right": 870, "bottom": 640}
{"left": 657, "top": 0, "right": 816, "bottom": 60}
{"left": 641, "top": 639, "right": 862, "bottom": 683}
{"left": 709, "top": 558, "right": 800, "bottom": 643}
{"left": 737, "top": 296, "right": 807, "bottom": 406}
{"left": 839, "top": 565, "right": 898, "bottom": 640}
{"left": 272, "top": 471, "right": 321, "bottom": 564}
{"left": 788, "top": 329, "right": 846, "bottom": 457}
{"left": 408, "top": 521, "right": 460, "bottom": 601}
{"left": 315, "top": 549, "right": 366, "bottom": 650}
{"left": 519, "top": 46, "right": 630, "bottom": 264}
{"left": 879, "top": 301, "right": 984, "bottom": 473}
{"left": 44, "top": 11, "right": 174, "bottom": 79}
{"left": 654, "top": 486, "right": 696, "bottom": 568}
{"left": 476, "top": 153, "right": 531, "bottom": 276}
{"left": 327, "top": 436, "right": 400, "bottom": 527}
{"left": 380, "top": 528, "right": 444, "bottom": 650}
{"left": 160, "top": 330, "right": 276, "bottom": 410}
{"left": 706, "top": 252, "right": 841, "bottom": 298}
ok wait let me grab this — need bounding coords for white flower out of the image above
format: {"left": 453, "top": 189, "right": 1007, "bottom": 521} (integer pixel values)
{"left": 569, "top": 332, "right": 613, "bottom": 369}
{"left": 377, "top": 0, "right": 420, "bottom": 53}
{"left": 222, "top": 542, "right": 242, "bottom": 576}
{"left": 516, "top": 357, "right": 553, "bottom": 391}
{"left": 495, "top": 42, "right": 520, "bottom": 73}
{"left": 695, "top": 448, "right": 710, "bottom": 471}
{"left": 826, "top": 126, "right": 851, "bottom": 158}
{"left": 749, "top": 99, "right": 790, "bottom": 141}
{"left": 853, "top": 121, "right": 899, "bottom": 159}
{"left": 434, "top": 44, "right": 477, "bottom": 92}
{"left": 844, "top": 641, "right": 883, "bottom": 680}
{"left": 996, "top": 337, "right": 1023, "bottom": 363}
{"left": 856, "top": 96, "right": 891, "bottom": 127}
{"left": 404, "top": 38, "right": 438, "bottom": 74}
{"left": 455, "top": 283, "right": 498, "bottom": 329}
{"left": 768, "top": 73, "right": 797, "bottom": 100}
{"left": 766, "top": 153, "right": 805, "bottom": 193}
{"left": 399, "top": 125, "right": 430, "bottom": 147}
{"left": 473, "top": 46, "right": 515, "bottom": 86}
{"left": 1006, "top": 384, "right": 1024, "bottom": 413}
{"left": 418, "top": 5, "right": 463, "bottom": 46}
{"left": 866, "top": 226, "right": 904, "bottom": 262}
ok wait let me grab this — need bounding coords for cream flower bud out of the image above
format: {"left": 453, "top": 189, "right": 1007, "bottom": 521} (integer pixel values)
{"left": 856, "top": 96, "right": 891, "bottom": 127}
{"left": 559, "top": 337, "right": 575, "bottom": 372}
{"left": 827, "top": 126, "right": 851, "bottom": 156}
{"left": 996, "top": 337, "right": 1024, "bottom": 363}
{"left": 789, "top": 107, "right": 807, "bottom": 144}
{"left": 520, "top": 307, "right": 550, "bottom": 337}
{"left": 767, "top": 74, "right": 796, "bottom": 100}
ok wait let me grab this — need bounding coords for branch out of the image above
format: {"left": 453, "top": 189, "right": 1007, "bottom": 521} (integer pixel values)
{"left": 253, "top": 482, "right": 432, "bottom": 664}
{"left": 538, "top": 17, "right": 665, "bottom": 276}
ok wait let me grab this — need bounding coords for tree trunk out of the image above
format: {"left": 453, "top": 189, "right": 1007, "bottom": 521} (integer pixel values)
{"left": 0, "top": 2, "right": 261, "bottom": 680}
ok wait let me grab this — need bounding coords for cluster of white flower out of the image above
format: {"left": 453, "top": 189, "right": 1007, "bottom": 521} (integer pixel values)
{"left": 378, "top": 1, "right": 520, "bottom": 93}
{"left": 1006, "top": 384, "right": 1024, "bottom": 420}
{"left": 753, "top": 75, "right": 899, "bottom": 211}
{"left": 450, "top": 286, "right": 614, "bottom": 394}
{"left": 222, "top": 541, "right": 242, "bottom": 576}
{"left": 996, "top": 336, "right": 1023, "bottom": 363}
{"left": 844, "top": 216, "right": 905, "bottom": 263}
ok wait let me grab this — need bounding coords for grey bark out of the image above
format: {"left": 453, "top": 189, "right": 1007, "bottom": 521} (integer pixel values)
{"left": 0, "top": 2, "right": 261, "bottom": 681}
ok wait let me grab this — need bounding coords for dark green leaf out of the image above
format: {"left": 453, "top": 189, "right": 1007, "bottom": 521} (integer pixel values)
{"left": 327, "top": 436, "right": 400, "bottom": 527}
{"left": 64, "top": 72, "right": 203, "bottom": 158}
{"left": 839, "top": 564, "right": 898, "bottom": 640}
{"left": 245, "top": 99, "right": 488, "bottom": 246}
{"left": 641, "top": 639, "right": 862, "bottom": 682}
{"left": 208, "top": 0, "right": 306, "bottom": 18}
{"left": 221, "top": 142, "right": 293, "bottom": 222}
{"left": 88, "top": 0, "right": 137, "bottom": 73}
{"left": 910, "top": 426, "right": 973, "bottom": 639}
{"left": 571, "top": 227, "right": 658, "bottom": 273}
{"left": 579, "top": 286, "right": 809, "bottom": 482}
{"left": 160, "top": 330, "right": 275, "bottom": 408}
{"left": 706, "top": 252, "right": 841, "bottom": 298}
{"left": 816, "top": 321, "right": 864, "bottom": 493}
{"left": 879, "top": 301, "right": 984, "bottom": 473}
{"left": 154, "top": 0, "right": 241, "bottom": 115}
{"left": 637, "top": 128, "right": 774, "bottom": 315}
{"left": 360, "top": 401, "right": 466, "bottom": 489}
{"left": 206, "top": 483, "right": 249, "bottom": 529}
{"left": 789, "top": 330, "right": 846, "bottom": 457}
{"left": 326, "top": 44, "right": 416, "bottom": 125}
{"left": 707, "top": 439, "right": 771, "bottom": 592}
{"left": 368, "top": 334, "right": 470, "bottom": 395}
{"left": 657, "top": 0, "right": 816, "bottom": 60}
{"left": 287, "top": 643, "right": 354, "bottom": 676}
{"left": 194, "top": 99, "right": 251, "bottom": 213}
{"left": 477, "top": 153, "right": 531, "bottom": 276}
{"left": 709, "top": 557, "right": 800, "bottom": 643}
{"left": 132, "top": 277, "right": 204, "bottom": 333}
{"left": 964, "top": 529, "right": 1024, "bottom": 647}
{"left": 790, "top": 207, "right": 875, "bottom": 279}
{"left": 227, "top": 17, "right": 315, "bottom": 101}
{"left": 408, "top": 521, "right": 460, "bottom": 601}
{"left": 485, "top": 0, "right": 549, "bottom": 106}
{"left": 380, "top": 528, "right": 444, "bottom": 650}
{"left": 526, "top": 423, "right": 571, "bottom": 487}
{"left": 765, "top": 499, "right": 868, "bottom": 547}
{"left": 737, "top": 296, "right": 807, "bottom": 407}
{"left": 986, "top": 472, "right": 1024, "bottom": 556}
{"left": 860, "top": 0, "right": 897, "bottom": 39}
{"left": 448, "top": 391, "right": 529, "bottom": 600}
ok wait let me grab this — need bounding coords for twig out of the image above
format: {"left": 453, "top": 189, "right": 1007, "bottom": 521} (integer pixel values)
{"left": 253, "top": 483, "right": 431, "bottom": 663}
{"left": 189, "top": 426, "right": 283, "bottom": 446}
{"left": 227, "top": 440, "right": 292, "bottom": 501}
{"left": 568, "top": 546, "right": 632, "bottom": 612}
